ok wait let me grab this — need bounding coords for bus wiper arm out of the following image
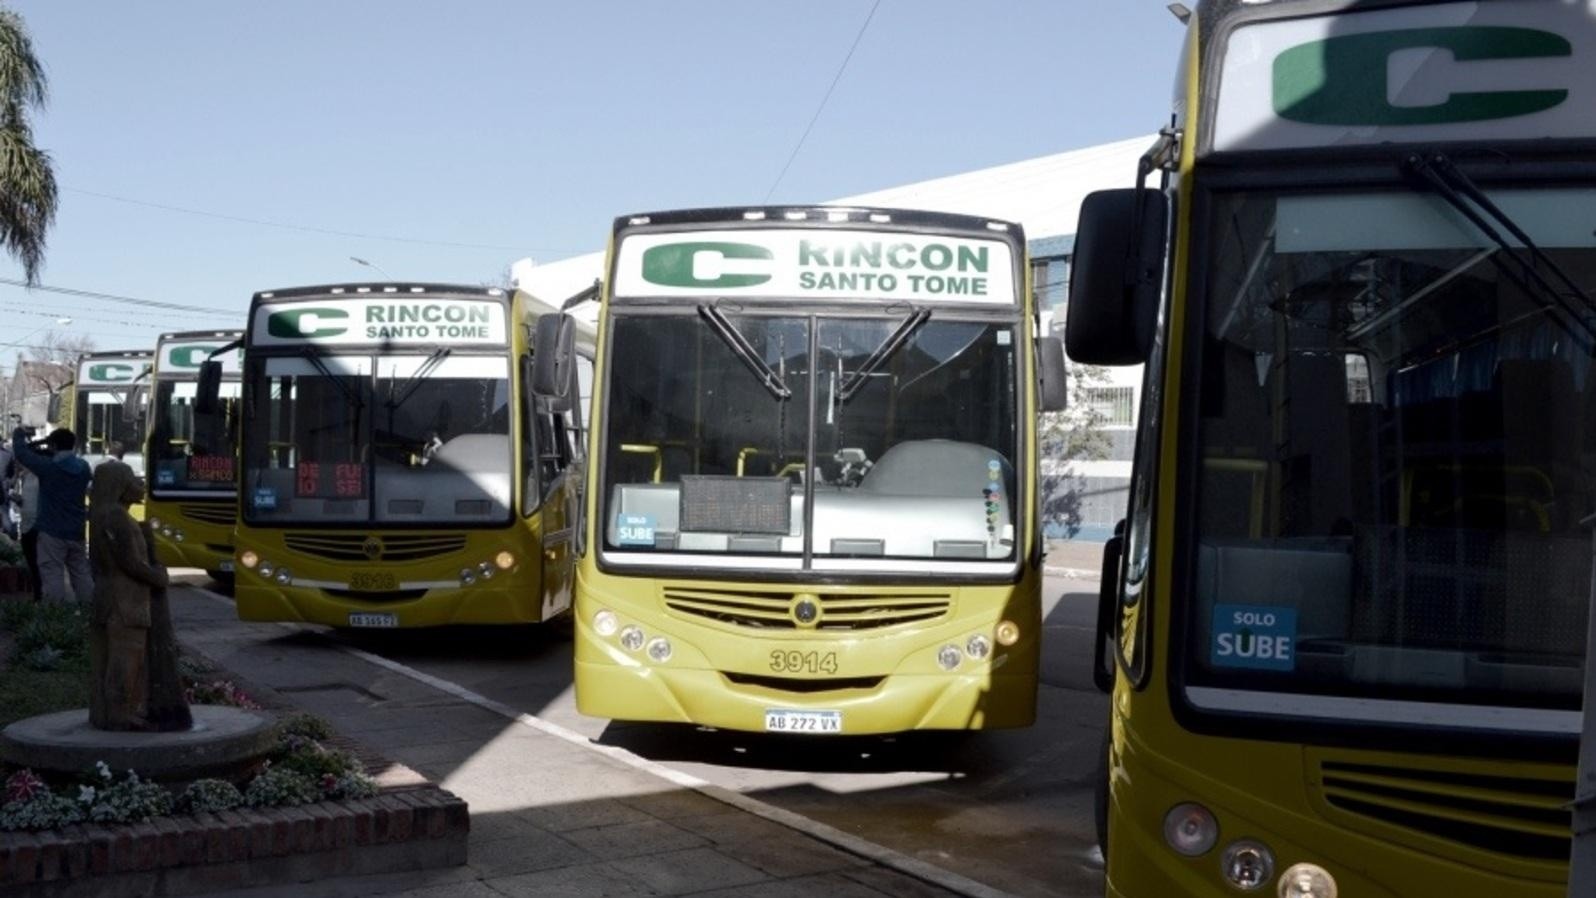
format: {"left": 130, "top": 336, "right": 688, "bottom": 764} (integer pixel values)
{"left": 1403, "top": 153, "right": 1596, "bottom": 343}
{"left": 386, "top": 347, "right": 452, "bottom": 410}
{"left": 837, "top": 308, "right": 931, "bottom": 404}
{"left": 298, "top": 346, "right": 365, "bottom": 410}
{"left": 697, "top": 304, "right": 792, "bottom": 401}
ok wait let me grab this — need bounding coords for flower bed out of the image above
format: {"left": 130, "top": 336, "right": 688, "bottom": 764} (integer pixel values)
{"left": 0, "top": 625, "right": 469, "bottom": 895}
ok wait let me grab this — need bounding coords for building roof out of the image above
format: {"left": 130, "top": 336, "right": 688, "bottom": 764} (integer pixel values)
{"left": 510, "top": 133, "right": 1157, "bottom": 317}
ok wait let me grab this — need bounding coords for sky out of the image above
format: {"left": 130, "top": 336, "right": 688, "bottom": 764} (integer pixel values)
{"left": 0, "top": 1, "right": 1187, "bottom": 363}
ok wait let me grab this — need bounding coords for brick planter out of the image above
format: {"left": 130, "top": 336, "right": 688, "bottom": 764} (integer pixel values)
{"left": 0, "top": 644, "right": 470, "bottom": 897}
{"left": 0, "top": 786, "right": 467, "bottom": 896}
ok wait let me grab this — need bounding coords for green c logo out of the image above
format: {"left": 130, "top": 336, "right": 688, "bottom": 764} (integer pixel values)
{"left": 88, "top": 363, "right": 135, "bottom": 382}
{"left": 168, "top": 345, "right": 218, "bottom": 369}
{"left": 267, "top": 307, "right": 348, "bottom": 339}
{"left": 1274, "top": 27, "right": 1570, "bottom": 126}
{"left": 642, "top": 242, "right": 773, "bottom": 289}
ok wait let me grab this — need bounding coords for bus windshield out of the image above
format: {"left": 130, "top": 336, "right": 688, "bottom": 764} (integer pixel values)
{"left": 242, "top": 353, "right": 512, "bottom": 524}
{"left": 1185, "top": 183, "right": 1596, "bottom": 730}
{"left": 601, "top": 310, "right": 1019, "bottom": 568}
{"left": 149, "top": 379, "right": 242, "bottom": 491}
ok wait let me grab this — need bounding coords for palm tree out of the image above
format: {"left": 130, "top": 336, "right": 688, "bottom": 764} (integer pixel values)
{"left": 0, "top": 8, "right": 54, "bottom": 285}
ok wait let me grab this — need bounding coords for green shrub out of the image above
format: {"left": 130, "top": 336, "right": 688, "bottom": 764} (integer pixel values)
{"left": 80, "top": 770, "right": 173, "bottom": 825}
{"left": 277, "top": 712, "right": 333, "bottom": 741}
{"left": 177, "top": 779, "right": 244, "bottom": 814}
{"left": 0, "top": 792, "right": 84, "bottom": 831}
{"left": 0, "top": 597, "right": 35, "bottom": 632}
{"left": 244, "top": 768, "right": 318, "bottom": 808}
{"left": 320, "top": 771, "right": 378, "bottom": 801}
{"left": 14, "top": 603, "right": 87, "bottom": 661}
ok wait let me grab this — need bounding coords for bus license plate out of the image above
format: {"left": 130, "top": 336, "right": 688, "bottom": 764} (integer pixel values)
{"left": 764, "top": 709, "right": 842, "bottom": 734}
{"left": 348, "top": 612, "right": 397, "bottom": 628}
{"left": 349, "top": 571, "right": 398, "bottom": 592}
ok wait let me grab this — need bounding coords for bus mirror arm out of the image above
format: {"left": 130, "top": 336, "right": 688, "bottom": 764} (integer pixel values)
{"left": 1092, "top": 521, "right": 1126, "bottom": 694}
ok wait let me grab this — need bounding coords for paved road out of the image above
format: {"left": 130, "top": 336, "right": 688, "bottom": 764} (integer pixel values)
{"left": 183, "top": 571, "right": 1108, "bottom": 897}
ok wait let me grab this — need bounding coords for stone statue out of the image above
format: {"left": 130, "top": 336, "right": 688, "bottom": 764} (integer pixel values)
{"left": 86, "top": 460, "right": 177, "bottom": 731}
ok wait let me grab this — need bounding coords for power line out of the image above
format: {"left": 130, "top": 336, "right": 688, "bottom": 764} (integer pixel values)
{"left": 0, "top": 277, "right": 239, "bottom": 317}
{"left": 64, "top": 186, "right": 581, "bottom": 255}
{"left": 763, "top": 0, "right": 882, "bottom": 202}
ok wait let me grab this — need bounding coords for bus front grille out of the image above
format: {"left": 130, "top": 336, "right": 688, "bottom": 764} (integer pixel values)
{"left": 662, "top": 587, "right": 951, "bottom": 630}
{"left": 723, "top": 672, "right": 884, "bottom": 693}
{"left": 179, "top": 504, "right": 236, "bottom": 526}
{"left": 283, "top": 533, "right": 468, "bottom": 562}
{"left": 1315, "top": 759, "right": 1572, "bottom": 862}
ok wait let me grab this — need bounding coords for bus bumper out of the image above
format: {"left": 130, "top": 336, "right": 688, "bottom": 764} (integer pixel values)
{"left": 235, "top": 581, "right": 546, "bottom": 628}
{"left": 572, "top": 606, "right": 1038, "bottom": 733}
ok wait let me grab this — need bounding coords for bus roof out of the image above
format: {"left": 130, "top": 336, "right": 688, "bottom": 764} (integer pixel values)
{"left": 249, "top": 283, "right": 507, "bottom": 305}
{"left": 612, "top": 205, "right": 1024, "bottom": 243}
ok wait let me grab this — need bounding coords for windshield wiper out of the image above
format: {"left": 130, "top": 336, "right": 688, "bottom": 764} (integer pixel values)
{"left": 1403, "top": 152, "right": 1596, "bottom": 343}
{"left": 697, "top": 304, "right": 791, "bottom": 400}
{"left": 837, "top": 308, "right": 931, "bottom": 404}
{"left": 385, "top": 347, "right": 452, "bottom": 410}
{"left": 298, "top": 346, "right": 366, "bottom": 410}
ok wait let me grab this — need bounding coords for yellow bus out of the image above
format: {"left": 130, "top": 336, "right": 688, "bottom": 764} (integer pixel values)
{"left": 143, "top": 330, "right": 243, "bottom": 581}
{"left": 62, "top": 351, "right": 153, "bottom": 522}
{"left": 216, "top": 282, "right": 591, "bottom": 628}
{"left": 550, "top": 206, "right": 1067, "bottom": 734}
{"left": 1066, "top": 1, "right": 1593, "bottom": 895}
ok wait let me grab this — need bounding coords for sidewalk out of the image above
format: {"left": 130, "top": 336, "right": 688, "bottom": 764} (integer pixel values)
{"left": 168, "top": 583, "right": 991, "bottom": 898}
{"left": 1042, "top": 540, "right": 1104, "bottom": 579}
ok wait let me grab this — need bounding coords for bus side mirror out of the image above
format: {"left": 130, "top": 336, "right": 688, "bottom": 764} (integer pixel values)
{"left": 194, "top": 361, "right": 223, "bottom": 416}
{"left": 120, "top": 385, "right": 146, "bottom": 424}
{"left": 1065, "top": 188, "right": 1168, "bottom": 366}
{"left": 532, "top": 314, "right": 575, "bottom": 406}
{"left": 46, "top": 392, "right": 61, "bottom": 425}
{"left": 1036, "top": 336, "right": 1068, "bottom": 412}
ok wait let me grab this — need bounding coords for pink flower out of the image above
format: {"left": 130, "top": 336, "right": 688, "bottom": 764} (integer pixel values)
{"left": 4, "top": 769, "right": 46, "bottom": 804}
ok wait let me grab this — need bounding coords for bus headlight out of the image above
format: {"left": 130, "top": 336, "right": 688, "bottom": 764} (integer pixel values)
{"left": 459, "top": 568, "right": 476, "bottom": 585}
{"left": 1163, "top": 803, "right": 1218, "bottom": 856}
{"left": 965, "top": 634, "right": 991, "bottom": 660}
{"left": 593, "top": 609, "right": 618, "bottom": 637}
{"left": 240, "top": 551, "right": 259, "bottom": 569}
{"left": 646, "top": 637, "right": 672, "bottom": 663}
{"left": 274, "top": 568, "right": 292, "bottom": 586}
{"left": 995, "top": 620, "right": 1021, "bottom": 646}
{"left": 936, "top": 644, "right": 962, "bottom": 671}
{"left": 258, "top": 561, "right": 275, "bottom": 577}
{"left": 1221, "top": 840, "right": 1274, "bottom": 891}
{"left": 619, "top": 626, "right": 645, "bottom": 652}
{"left": 173, "top": 531, "right": 186, "bottom": 543}
{"left": 494, "top": 550, "right": 515, "bottom": 570}
{"left": 478, "top": 562, "right": 494, "bottom": 580}
{"left": 1278, "top": 863, "right": 1336, "bottom": 898}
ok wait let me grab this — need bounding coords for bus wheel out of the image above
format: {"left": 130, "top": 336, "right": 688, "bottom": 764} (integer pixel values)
{"left": 1093, "top": 725, "right": 1110, "bottom": 860}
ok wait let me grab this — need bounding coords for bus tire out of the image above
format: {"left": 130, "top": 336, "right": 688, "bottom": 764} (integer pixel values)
{"left": 1094, "top": 724, "right": 1111, "bottom": 860}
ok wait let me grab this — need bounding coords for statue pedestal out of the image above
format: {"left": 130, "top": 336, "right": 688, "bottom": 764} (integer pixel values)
{"left": 0, "top": 705, "right": 277, "bottom": 782}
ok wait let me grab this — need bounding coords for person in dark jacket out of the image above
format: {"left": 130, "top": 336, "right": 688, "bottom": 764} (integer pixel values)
{"left": 12, "top": 427, "right": 94, "bottom": 603}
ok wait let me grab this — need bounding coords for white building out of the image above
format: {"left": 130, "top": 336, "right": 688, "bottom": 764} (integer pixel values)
{"left": 512, "top": 134, "right": 1157, "bottom": 537}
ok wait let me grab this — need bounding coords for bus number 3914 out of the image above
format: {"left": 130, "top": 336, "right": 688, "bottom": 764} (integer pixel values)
{"left": 769, "top": 650, "right": 839, "bottom": 675}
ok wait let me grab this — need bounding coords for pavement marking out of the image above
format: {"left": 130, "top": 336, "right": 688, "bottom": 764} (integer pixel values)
{"left": 189, "top": 584, "right": 1020, "bottom": 898}
{"left": 1042, "top": 566, "right": 1099, "bottom": 580}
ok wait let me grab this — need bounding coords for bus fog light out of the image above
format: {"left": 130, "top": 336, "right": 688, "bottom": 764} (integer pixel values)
{"left": 1163, "top": 803, "right": 1217, "bottom": 857}
{"left": 274, "top": 568, "right": 292, "bottom": 586}
{"left": 1221, "top": 840, "right": 1274, "bottom": 891}
{"left": 494, "top": 550, "right": 515, "bottom": 570}
{"left": 459, "top": 568, "right": 476, "bottom": 585}
{"left": 174, "top": 530, "right": 186, "bottom": 542}
{"left": 258, "top": 561, "right": 274, "bottom": 577}
{"left": 240, "top": 551, "right": 259, "bottom": 569}
{"left": 160, "top": 526, "right": 174, "bottom": 538}
{"left": 593, "top": 610, "right": 618, "bottom": 637}
{"left": 620, "top": 626, "right": 645, "bottom": 652}
{"left": 478, "top": 562, "right": 494, "bottom": 580}
{"left": 995, "top": 620, "right": 1020, "bottom": 646}
{"left": 966, "top": 634, "right": 991, "bottom": 660}
{"left": 646, "top": 637, "right": 672, "bottom": 663}
{"left": 149, "top": 516, "right": 162, "bottom": 530}
{"left": 936, "top": 644, "right": 961, "bottom": 671}
{"left": 1277, "top": 863, "right": 1336, "bottom": 898}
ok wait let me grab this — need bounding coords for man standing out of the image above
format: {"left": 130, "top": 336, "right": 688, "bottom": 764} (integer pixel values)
{"left": 12, "top": 427, "right": 93, "bottom": 603}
